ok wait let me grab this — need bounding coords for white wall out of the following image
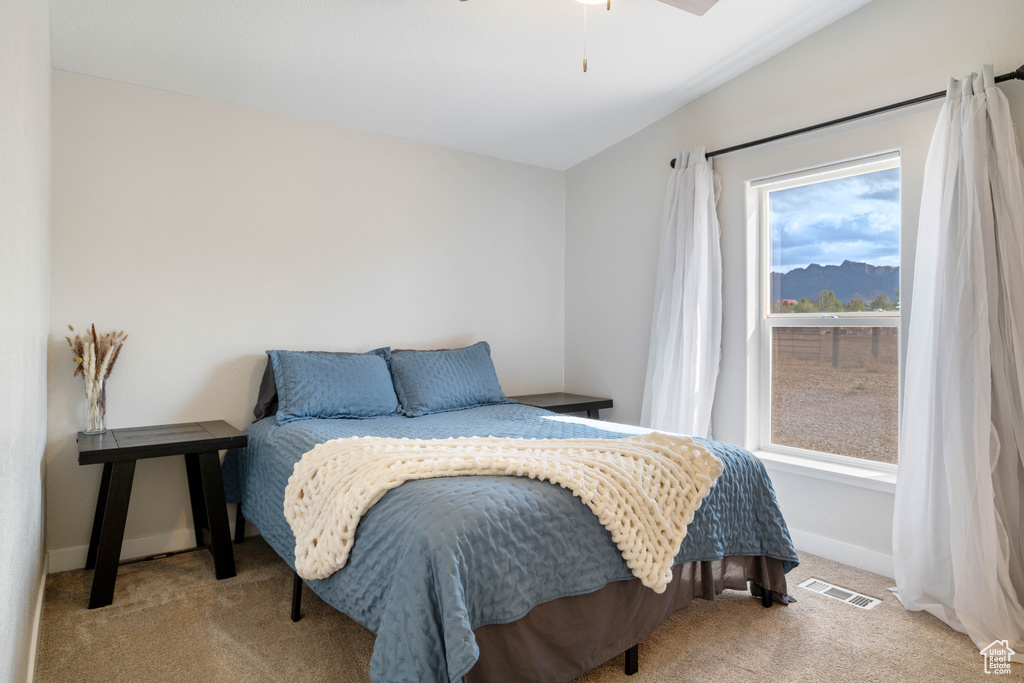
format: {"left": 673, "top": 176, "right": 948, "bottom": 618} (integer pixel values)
{"left": 0, "top": 0, "right": 51, "bottom": 677}
{"left": 47, "top": 71, "right": 566, "bottom": 567}
{"left": 565, "top": 0, "right": 1024, "bottom": 575}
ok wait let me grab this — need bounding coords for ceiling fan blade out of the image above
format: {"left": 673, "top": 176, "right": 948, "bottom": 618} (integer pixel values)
{"left": 655, "top": 0, "right": 720, "bottom": 16}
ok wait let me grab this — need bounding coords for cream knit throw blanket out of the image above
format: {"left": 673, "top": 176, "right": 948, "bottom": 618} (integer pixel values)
{"left": 284, "top": 433, "right": 723, "bottom": 593}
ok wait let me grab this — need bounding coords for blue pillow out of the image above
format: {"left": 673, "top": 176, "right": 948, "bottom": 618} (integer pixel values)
{"left": 268, "top": 348, "right": 399, "bottom": 423}
{"left": 389, "top": 341, "right": 510, "bottom": 417}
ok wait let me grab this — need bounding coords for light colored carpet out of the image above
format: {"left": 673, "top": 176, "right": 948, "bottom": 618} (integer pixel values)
{"left": 36, "top": 538, "right": 1021, "bottom": 682}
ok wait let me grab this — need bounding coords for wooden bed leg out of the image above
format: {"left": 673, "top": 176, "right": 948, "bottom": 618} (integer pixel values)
{"left": 234, "top": 505, "right": 246, "bottom": 544}
{"left": 624, "top": 644, "right": 639, "bottom": 675}
{"left": 761, "top": 586, "right": 774, "bottom": 608}
{"left": 291, "top": 571, "right": 303, "bottom": 622}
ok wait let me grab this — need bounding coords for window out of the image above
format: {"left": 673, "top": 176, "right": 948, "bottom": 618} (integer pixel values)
{"left": 756, "top": 153, "right": 900, "bottom": 466}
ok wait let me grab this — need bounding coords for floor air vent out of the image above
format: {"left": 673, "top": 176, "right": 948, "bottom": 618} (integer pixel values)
{"left": 798, "top": 578, "right": 881, "bottom": 610}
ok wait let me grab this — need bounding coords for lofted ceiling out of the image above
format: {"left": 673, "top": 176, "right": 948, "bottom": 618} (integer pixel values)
{"left": 50, "top": 0, "right": 871, "bottom": 170}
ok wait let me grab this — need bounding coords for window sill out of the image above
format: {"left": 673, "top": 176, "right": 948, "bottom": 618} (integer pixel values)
{"left": 753, "top": 449, "right": 897, "bottom": 494}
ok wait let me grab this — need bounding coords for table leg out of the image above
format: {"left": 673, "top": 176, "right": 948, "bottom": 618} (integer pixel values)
{"left": 197, "top": 450, "right": 236, "bottom": 580}
{"left": 587, "top": 408, "right": 600, "bottom": 420}
{"left": 85, "top": 462, "right": 113, "bottom": 571}
{"left": 88, "top": 459, "right": 136, "bottom": 609}
{"left": 184, "top": 453, "right": 209, "bottom": 547}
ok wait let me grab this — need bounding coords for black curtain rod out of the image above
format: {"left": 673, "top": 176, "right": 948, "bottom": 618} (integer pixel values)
{"left": 669, "top": 64, "right": 1024, "bottom": 168}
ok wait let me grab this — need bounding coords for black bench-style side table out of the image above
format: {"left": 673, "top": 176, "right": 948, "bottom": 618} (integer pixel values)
{"left": 510, "top": 392, "right": 613, "bottom": 420}
{"left": 77, "top": 420, "right": 247, "bottom": 609}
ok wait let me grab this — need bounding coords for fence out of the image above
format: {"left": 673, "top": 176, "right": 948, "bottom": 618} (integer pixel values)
{"left": 773, "top": 327, "right": 897, "bottom": 366}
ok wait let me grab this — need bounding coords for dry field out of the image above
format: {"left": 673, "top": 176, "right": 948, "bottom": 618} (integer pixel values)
{"left": 771, "top": 328, "right": 898, "bottom": 464}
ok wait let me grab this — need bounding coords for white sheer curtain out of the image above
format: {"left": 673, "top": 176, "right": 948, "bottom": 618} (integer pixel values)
{"left": 640, "top": 147, "right": 722, "bottom": 436}
{"left": 894, "top": 65, "right": 1024, "bottom": 659}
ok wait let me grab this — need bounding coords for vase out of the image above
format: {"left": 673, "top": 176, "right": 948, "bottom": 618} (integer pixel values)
{"left": 84, "top": 379, "right": 107, "bottom": 434}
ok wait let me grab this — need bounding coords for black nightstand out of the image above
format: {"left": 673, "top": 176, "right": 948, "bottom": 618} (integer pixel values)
{"left": 77, "top": 421, "right": 246, "bottom": 608}
{"left": 510, "top": 392, "right": 613, "bottom": 420}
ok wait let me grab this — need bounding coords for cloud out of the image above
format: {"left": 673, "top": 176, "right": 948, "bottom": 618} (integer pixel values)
{"left": 860, "top": 187, "right": 900, "bottom": 201}
{"left": 769, "top": 167, "right": 900, "bottom": 271}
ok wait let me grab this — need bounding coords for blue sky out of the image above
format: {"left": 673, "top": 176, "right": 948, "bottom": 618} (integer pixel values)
{"left": 769, "top": 167, "right": 900, "bottom": 273}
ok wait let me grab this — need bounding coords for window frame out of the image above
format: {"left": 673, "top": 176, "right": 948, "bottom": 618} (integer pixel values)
{"left": 753, "top": 152, "right": 901, "bottom": 472}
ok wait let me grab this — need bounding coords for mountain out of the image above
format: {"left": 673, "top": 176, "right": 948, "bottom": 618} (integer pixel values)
{"left": 770, "top": 260, "right": 899, "bottom": 304}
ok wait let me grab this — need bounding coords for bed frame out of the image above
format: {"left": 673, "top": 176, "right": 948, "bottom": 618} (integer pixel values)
{"left": 240, "top": 502, "right": 780, "bottom": 680}
{"left": 286, "top": 569, "right": 692, "bottom": 676}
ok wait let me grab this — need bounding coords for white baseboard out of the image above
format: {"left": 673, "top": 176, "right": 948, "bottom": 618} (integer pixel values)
{"left": 789, "top": 528, "right": 894, "bottom": 579}
{"left": 26, "top": 552, "right": 47, "bottom": 682}
{"left": 47, "top": 521, "right": 256, "bottom": 575}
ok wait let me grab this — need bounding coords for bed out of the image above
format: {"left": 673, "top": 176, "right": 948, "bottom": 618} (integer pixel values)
{"left": 221, "top": 345, "right": 798, "bottom": 683}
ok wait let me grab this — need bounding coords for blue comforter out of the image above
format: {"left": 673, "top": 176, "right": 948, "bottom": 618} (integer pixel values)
{"left": 222, "top": 404, "right": 796, "bottom": 683}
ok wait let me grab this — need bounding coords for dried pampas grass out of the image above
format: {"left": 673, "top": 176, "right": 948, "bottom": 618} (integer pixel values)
{"left": 66, "top": 324, "right": 127, "bottom": 432}
{"left": 66, "top": 324, "right": 127, "bottom": 379}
